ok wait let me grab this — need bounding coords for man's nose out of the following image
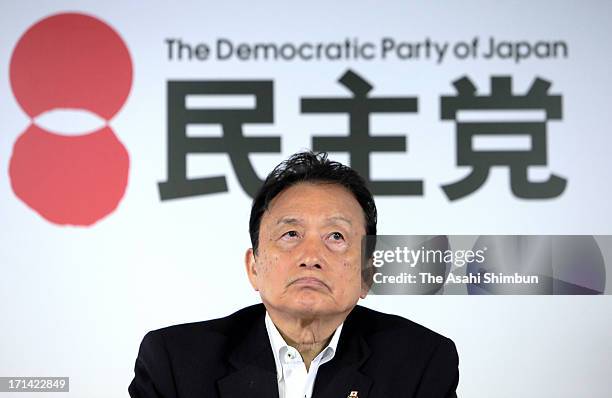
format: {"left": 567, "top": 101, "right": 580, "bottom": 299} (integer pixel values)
{"left": 298, "top": 234, "right": 324, "bottom": 269}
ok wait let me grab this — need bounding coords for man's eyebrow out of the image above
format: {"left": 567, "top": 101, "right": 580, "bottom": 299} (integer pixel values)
{"left": 325, "top": 216, "right": 353, "bottom": 226}
{"left": 275, "top": 217, "right": 302, "bottom": 226}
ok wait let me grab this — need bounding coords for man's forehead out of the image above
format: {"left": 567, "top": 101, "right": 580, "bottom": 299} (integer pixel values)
{"left": 260, "top": 182, "right": 366, "bottom": 229}
{"left": 267, "top": 182, "right": 358, "bottom": 208}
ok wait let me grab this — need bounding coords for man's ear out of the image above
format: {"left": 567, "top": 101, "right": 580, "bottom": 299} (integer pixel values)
{"left": 244, "top": 248, "right": 259, "bottom": 291}
{"left": 360, "top": 283, "right": 369, "bottom": 299}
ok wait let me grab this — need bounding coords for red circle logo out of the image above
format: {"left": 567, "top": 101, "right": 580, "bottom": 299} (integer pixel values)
{"left": 9, "top": 13, "right": 133, "bottom": 226}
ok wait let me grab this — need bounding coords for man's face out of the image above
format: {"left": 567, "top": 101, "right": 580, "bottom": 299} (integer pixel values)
{"left": 245, "top": 182, "right": 368, "bottom": 319}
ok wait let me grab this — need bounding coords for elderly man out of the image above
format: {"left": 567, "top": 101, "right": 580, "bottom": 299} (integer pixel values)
{"left": 129, "top": 151, "right": 459, "bottom": 398}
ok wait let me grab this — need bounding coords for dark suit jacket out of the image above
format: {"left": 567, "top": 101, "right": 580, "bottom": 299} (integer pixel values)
{"left": 129, "top": 303, "right": 459, "bottom": 398}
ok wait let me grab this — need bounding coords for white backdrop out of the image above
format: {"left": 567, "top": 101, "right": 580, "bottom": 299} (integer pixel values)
{"left": 1, "top": 1, "right": 611, "bottom": 397}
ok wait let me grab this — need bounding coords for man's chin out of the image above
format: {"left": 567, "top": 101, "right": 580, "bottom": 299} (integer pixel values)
{"left": 269, "top": 298, "right": 350, "bottom": 320}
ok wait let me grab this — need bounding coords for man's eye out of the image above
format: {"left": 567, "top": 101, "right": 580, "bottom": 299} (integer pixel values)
{"left": 329, "top": 232, "right": 345, "bottom": 241}
{"left": 282, "top": 230, "right": 299, "bottom": 239}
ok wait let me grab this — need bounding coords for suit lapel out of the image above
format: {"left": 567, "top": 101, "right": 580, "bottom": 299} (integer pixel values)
{"left": 217, "top": 306, "right": 279, "bottom": 398}
{"left": 217, "top": 365, "right": 278, "bottom": 397}
{"left": 312, "top": 307, "right": 373, "bottom": 398}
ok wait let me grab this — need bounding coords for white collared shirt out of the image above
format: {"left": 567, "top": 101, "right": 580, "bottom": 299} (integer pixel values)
{"left": 264, "top": 312, "right": 343, "bottom": 398}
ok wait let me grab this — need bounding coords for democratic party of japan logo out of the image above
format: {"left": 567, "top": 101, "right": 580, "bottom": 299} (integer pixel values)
{"left": 8, "top": 12, "right": 132, "bottom": 226}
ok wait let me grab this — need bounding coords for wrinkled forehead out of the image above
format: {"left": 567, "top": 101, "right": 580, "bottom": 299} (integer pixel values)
{"left": 262, "top": 182, "right": 367, "bottom": 232}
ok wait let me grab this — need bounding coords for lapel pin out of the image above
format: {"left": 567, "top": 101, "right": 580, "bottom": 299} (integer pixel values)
{"left": 347, "top": 391, "right": 358, "bottom": 398}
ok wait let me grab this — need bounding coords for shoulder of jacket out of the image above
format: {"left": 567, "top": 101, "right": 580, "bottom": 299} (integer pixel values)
{"left": 145, "top": 303, "right": 265, "bottom": 342}
{"left": 350, "top": 305, "right": 452, "bottom": 344}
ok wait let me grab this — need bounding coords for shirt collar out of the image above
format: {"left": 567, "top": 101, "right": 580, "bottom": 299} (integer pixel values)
{"left": 264, "top": 311, "right": 344, "bottom": 381}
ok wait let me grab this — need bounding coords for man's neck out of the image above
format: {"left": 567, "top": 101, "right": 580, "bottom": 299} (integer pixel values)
{"left": 267, "top": 309, "right": 347, "bottom": 371}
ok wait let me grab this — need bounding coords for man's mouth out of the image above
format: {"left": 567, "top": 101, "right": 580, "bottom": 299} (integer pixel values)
{"left": 290, "top": 277, "right": 330, "bottom": 291}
